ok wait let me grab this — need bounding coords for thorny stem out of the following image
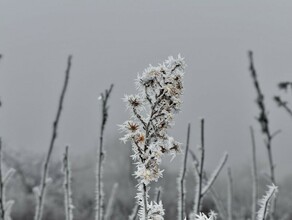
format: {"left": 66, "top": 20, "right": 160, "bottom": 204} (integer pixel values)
{"left": 96, "top": 84, "right": 114, "bottom": 220}
{"left": 178, "top": 124, "right": 191, "bottom": 220}
{"left": 34, "top": 55, "right": 72, "bottom": 220}
{"left": 0, "top": 138, "right": 5, "bottom": 220}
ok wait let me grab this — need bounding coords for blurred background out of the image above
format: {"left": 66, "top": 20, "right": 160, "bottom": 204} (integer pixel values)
{"left": 0, "top": 1, "right": 292, "bottom": 219}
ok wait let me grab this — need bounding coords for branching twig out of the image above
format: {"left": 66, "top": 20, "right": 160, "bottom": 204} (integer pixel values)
{"left": 34, "top": 55, "right": 72, "bottom": 220}
{"left": 95, "top": 84, "right": 114, "bottom": 220}
{"left": 248, "top": 51, "right": 277, "bottom": 220}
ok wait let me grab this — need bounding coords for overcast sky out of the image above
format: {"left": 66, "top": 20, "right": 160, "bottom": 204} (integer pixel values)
{"left": 0, "top": 1, "right": 291, "bottom": 179}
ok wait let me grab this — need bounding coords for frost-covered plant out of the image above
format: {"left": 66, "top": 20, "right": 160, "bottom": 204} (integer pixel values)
{"left": 120, "top": 55, "right": 185, "bottom": 220}
{"left": 257, "top": 184, "right": 278, "bottom": 220}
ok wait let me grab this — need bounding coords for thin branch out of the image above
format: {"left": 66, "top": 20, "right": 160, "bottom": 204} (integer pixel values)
{"left": 95, "top": 84, "right": 114, "bottom": 220}
{"left": 248, "top": 51, "right": 276, "bottom": 220}
{"left": 34, "top": 55, "right": 72, "bottom": 220}
{"left": 201, "top": 152, "right": 228, "bottom": 196}
{"left": 178, "top": 123, "right": 191, "bottom": 220}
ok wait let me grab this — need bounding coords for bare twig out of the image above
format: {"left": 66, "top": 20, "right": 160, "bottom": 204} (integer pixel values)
{"left": 63, "top": 146, "right": 74, "bottom": 220}
{"left": 248, "top": 51, "right": 276, "bottom": 220}
{"left": 250, "top": 126, "right": 258, "bottom": 220}
{"left": 34, "top": 55, "right": 72, "bottom": 220}
{"left": 95, "top": 84, "right": 114, "bottom": 220}
{"left": 178, "top": 123, "right": 191, "bottom": 220}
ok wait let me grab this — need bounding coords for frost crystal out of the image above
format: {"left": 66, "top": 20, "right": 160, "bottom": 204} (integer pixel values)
{"left": 121, "top": 55, "right": 185, "bottom": 220}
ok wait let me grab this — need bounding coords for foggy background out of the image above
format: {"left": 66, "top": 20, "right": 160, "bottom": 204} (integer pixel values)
{"left": 0, "top": 0, "right": 292, "bottom": 182}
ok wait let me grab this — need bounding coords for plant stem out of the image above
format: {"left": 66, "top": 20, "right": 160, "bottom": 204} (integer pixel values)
{"left": 95, "top": 84, "right": 113, "bottom": 220}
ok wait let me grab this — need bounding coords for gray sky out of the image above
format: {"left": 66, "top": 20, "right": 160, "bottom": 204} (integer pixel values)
{"left": 0, "top": 1, "right": 291, "bottom": 179}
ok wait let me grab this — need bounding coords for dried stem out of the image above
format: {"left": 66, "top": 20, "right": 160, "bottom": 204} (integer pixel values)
{"left": 250, "top": 126, "right": 258, "bottom": 220}
{"left": 227, "top": 167, "right": 233, "bottom": 220}
{"left": 178, "top": 123, "right": 191, "bottom": 220}
{"left": 95, "top": 84, "right": 114, "bottom": 220}
{"left": 34, "top": 55, "right": 72, "bottom": 220}
{"left": 63, "top": 146, "right": 74, "bottom": 220}
{"left": 248, "top": 51, "right": 276, "bottom": 220}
